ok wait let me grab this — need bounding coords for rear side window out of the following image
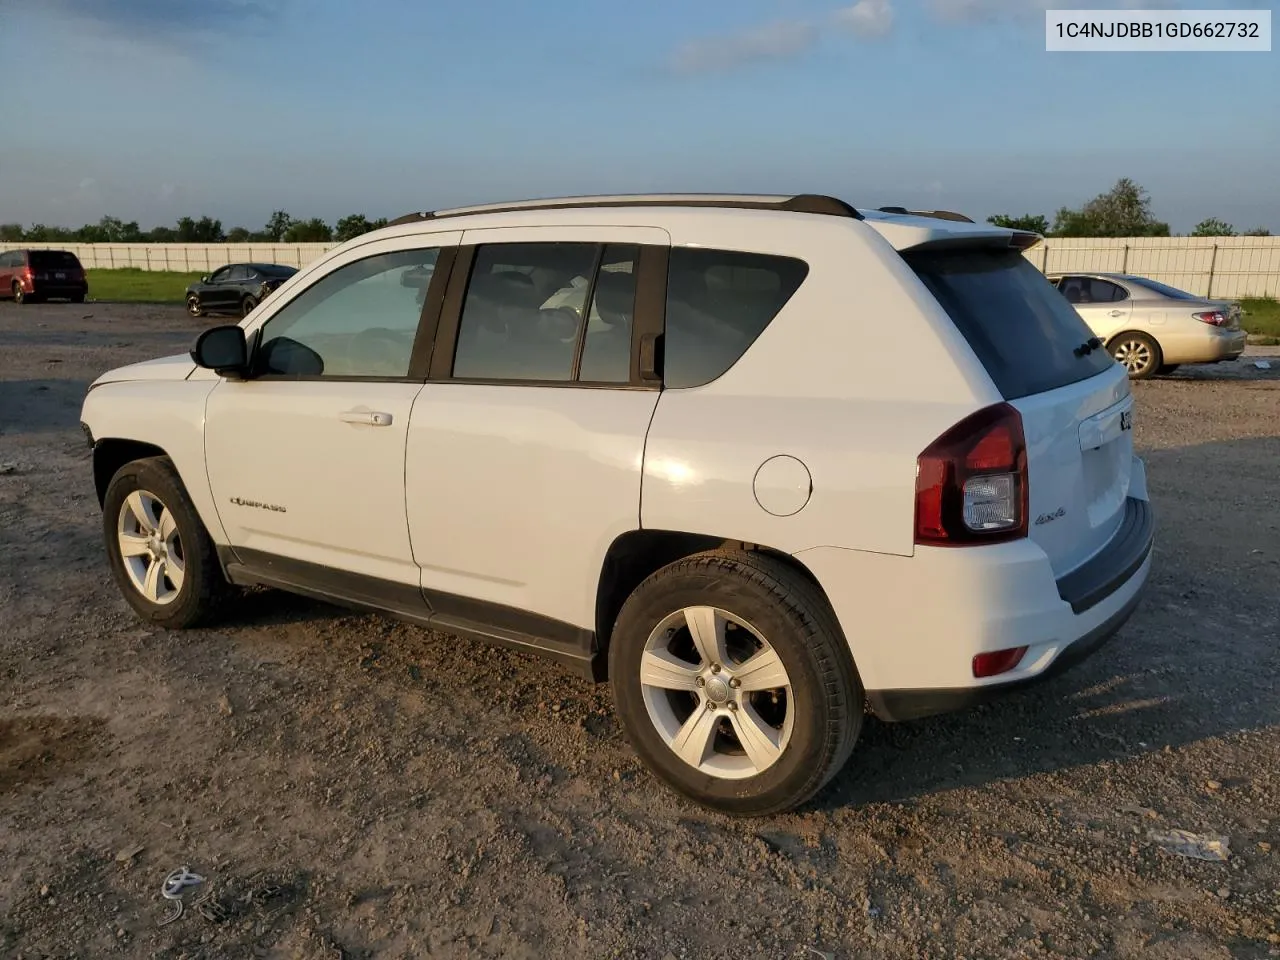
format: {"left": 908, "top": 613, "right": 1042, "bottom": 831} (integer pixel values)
{"left": 29, "top": 250, "right": 81, "bottom": 269}
{"left": 905, "top": 249, "right": 1114, "bottom": 400}
{"left": 663, "top": 248, "right": 808, "bottom": 389}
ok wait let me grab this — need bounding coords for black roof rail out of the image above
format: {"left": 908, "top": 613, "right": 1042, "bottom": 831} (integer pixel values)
{"left": 387, "top": 193, "right": 865, "bottom": 225}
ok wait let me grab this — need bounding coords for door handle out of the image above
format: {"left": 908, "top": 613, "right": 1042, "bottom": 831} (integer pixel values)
{"left": 1109, "top": 310, "right": 1124, "bottom": 317}
{"left": 339, "top": 410, "right": 393, "bottom": 426}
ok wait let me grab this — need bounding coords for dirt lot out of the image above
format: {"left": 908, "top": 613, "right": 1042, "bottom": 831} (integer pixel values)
{"left": 2, "top": 302, "right": 1279, "bottom": 960}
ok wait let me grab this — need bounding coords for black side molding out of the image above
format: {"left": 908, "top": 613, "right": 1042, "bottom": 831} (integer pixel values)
{"left": 1055, "top": 496, "right": 1154, "bottom": 615}
{"left": 217, "top": 546, "right": 599, "bottom": 679}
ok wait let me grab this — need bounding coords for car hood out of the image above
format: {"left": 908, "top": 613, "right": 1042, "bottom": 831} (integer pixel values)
{"left": 91, "top": 352, "right": 196, "bottom": 387}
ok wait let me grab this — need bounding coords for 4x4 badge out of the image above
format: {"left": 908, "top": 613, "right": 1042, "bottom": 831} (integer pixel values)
{"left": 1035, "top": 507, "right": 1066, "bottom": 526}
{"left": 1120, "top": 410, "right": 1133, "bottom": 431}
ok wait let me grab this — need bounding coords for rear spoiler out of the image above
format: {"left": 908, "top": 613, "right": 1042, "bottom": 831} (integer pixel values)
{"left": 858, "top": 209, "right": 1043, "bottom": 253}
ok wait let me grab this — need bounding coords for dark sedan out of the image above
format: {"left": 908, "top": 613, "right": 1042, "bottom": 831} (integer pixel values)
{"left": 186, "top": 262, "right": 298, "bottom": 318}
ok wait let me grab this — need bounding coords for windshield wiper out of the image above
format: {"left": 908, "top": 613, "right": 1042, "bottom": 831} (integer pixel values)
{"left": 1073, "top": 336, "right": 1103, "bottom": 357}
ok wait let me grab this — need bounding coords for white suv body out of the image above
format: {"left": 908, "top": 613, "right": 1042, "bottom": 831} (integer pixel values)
{"left": 81, "top": 194, "right": 1154, "bottom": 815}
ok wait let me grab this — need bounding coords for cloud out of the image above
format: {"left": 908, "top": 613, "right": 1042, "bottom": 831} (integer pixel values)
{"left": 668, "top": 3, "right": 896, "bottom": 75}
{"left": 668, "top": 20, "right": 819, "bottom": 74}
{"left": 834, "top": 0, "right": 895, "bottom": 39}
{"left": 34, "top": 0, "right": 280, "bottom": 37}
{"left": 930, "top": 0, "right": 1183, "bottom": 23}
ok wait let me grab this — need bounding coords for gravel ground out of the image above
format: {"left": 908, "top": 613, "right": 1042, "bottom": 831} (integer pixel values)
{"left": 2, "top": 301, "right": 1279, "bottom": 960}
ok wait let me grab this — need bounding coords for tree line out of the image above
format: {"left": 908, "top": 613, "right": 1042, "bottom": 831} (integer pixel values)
{"left": 987, "top": 178, "right": 1271, "bottom": 238}
{"left": 0, "top": 211, "right": 388, "bottom": 245}
{"left": 2, "top": 181, "right": 1272, "bottom": 244}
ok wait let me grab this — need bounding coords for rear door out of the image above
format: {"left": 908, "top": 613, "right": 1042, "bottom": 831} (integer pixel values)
{"left": 905, "top": 248, "right": 1136, "bottom": 576}
{"left": 1059, "top": 275, "right": 1132, "bottom": 340}
{"left": 405, "top": 225, "right": 669, "bottom": 633}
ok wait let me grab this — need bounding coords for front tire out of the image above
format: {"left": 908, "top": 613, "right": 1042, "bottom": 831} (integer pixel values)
{"left": 609, "top": 550, "right": 862, "bottom": 816}
{"left": 1109, "top": 332, "right": 1162, "bottom": 380}
{"left": 102, "top": 456, "right": 231, "bottom": 629}
{"left": 186, "top": 294, "right": 204, "bottom": 317}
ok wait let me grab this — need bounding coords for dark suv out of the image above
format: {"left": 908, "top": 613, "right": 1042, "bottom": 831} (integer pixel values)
{"left": 0, "top": 249, "right": 89, "bottom": 304}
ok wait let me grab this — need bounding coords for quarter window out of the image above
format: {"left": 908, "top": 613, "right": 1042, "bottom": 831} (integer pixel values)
{"left": 255, "top": 248, "right": 439, "bottom": 379}
{"left": 662, "top": 248, "right": 809, "bottom": 389}
{"left": 452, "top": 242, "right": 640, "bottom": 383}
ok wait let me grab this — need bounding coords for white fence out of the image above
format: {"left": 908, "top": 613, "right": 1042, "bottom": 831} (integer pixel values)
{"left": 3, "top": 235, "right": 1278, "bottom": 299}
{"left": 1024, "top": 237, "right": 1280, "bottom": 299}
{"left": 0, "top": 242, "right": 335, "bottom": 273}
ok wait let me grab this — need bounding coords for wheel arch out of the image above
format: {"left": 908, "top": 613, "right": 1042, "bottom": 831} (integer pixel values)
{"left": 592, "top": 528, "right": 841, "bottom": 682}
{"left": 93, "top": 438, "right": 169, "bottom": 506}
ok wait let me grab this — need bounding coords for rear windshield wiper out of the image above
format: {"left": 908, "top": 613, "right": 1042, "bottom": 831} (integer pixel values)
{"left": 1073, "top": 336, "right": 1103, "bottom": 357}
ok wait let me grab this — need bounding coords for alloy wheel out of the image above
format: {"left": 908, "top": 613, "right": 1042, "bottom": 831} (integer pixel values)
{"left": 639, "top": 605, "right": 794, "bottom": 780}
{"left": 116, "top": 489, "right": 186, "bottom": 605}
{"left": 1113, "top": 338, "right": 1154, "bottom": 376}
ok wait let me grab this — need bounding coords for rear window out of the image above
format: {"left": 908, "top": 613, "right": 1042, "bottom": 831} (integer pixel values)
{"left": 29, "top": 250, "right": 82, "bottom": 269}
{"left": 905, "top": 248, "right": 1114, "bottom": 400}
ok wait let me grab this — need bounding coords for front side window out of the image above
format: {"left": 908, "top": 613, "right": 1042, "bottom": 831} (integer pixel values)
{"left": 226, "top": 265, "right": 248, "bottom": 282}
{"left": 452, "top": 242, "right": 639, "bottom": 383}
{"left": 255, "top": 248, "right": 439, "bottom": 379}
{"left": 662, "top": 248, "right": 809, "bottom": 389}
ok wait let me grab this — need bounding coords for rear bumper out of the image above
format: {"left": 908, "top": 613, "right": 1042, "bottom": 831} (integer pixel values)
{"left": 865, "top": 578, "right": 1145, "bottom": 722}
{"left": 796, "top": 476, "right": 1155, "bottom": 723}
{"left": 32, "top": 280, "right": 88, "bottom": 299}
{"left": 1175, "top": 328, "right": 1247, "bottom": 363}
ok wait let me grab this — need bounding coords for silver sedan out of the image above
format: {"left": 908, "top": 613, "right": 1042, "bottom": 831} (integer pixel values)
{"left": 1046, "top": 272, "right": 1247, "bottom": 379}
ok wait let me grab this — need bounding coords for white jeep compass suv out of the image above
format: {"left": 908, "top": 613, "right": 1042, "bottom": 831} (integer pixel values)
{"left": 80, "top": 194, "right": 1154, "bottom": 816}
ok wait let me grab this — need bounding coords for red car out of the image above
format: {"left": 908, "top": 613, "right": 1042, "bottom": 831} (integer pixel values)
{"left": 0, "top": 248, "right": 89, "bottom": 304}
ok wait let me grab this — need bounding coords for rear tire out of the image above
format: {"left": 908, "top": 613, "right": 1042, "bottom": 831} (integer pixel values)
{"left": 240, "top": 295, "right": 258, "bottom": 318}
{"left": 1108, "top": 332, "right": 1162, "bottom": 380}
{"left": 102, "top": 456, "right": 232, "bottom": 630}
{"left": 13, "top": 281, "right": 25, "bottom": 304}
{"left": 608, "top": 549, "right": 862, "bottom": 816}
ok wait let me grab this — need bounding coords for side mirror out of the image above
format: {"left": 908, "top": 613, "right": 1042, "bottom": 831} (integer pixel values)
{"left": 191, "top": 324, "right": 248, "bottom": 377}
{"left": 201, "top": 274, "right": 210, "bottom": 283}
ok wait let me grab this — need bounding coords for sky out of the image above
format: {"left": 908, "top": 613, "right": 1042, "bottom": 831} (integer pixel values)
{"left": 0, "top": 0, "right": 1277, "bottom": 234}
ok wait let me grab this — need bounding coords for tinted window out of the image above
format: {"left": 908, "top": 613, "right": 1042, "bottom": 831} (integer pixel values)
{"left": 209, "top": 267, "right": 230, "bottom": 283}
{"left": 1122, "top": 275, "right": 1197, "bottom": 300}
{"left": 578, "top": 245, "right": 639, "bottom": 383}
{"left": 226, "top": 265, "right": 248, "bottom": 282}
{"left": 663, "top": 248, "right": 808, "bottom": 389}
{"left": 29, "top": 250, "right": 80, "bottom": 269}
{"left": 906, "top": 249, "right": 1114, "bottom": 400}
{"left": 0, "top": 252, "right": 14, "bottom": 267}
{"left": 256, "top": 248, "right": 438, "bottom": 379}
{"left": 256, "top": 264, "right": 297, "bottom": 278}
{"left": 452, "top": 242, "right": 600, "bottom": 382}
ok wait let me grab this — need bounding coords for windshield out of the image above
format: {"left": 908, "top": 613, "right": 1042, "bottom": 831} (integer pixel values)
{"left": 906, "top": 248, "right": 1115, "bottom": 400}
{"left": 1121, "top": 275, "right": 1198, "bottom": 300}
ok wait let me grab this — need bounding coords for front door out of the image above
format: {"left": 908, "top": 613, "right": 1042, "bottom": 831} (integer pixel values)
{"left": 405, "top": 226, "right": 669, "bottom": 635}
{"left": 204, "top": 233, "right": 461, "bottom": 594}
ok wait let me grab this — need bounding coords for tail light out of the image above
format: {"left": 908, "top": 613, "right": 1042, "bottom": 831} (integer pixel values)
{"left": 1192, "top": 310, "right": 1227, "bottom": 327}
{"left": 915, "top": 403, "right": 1028, "bottom": 546}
